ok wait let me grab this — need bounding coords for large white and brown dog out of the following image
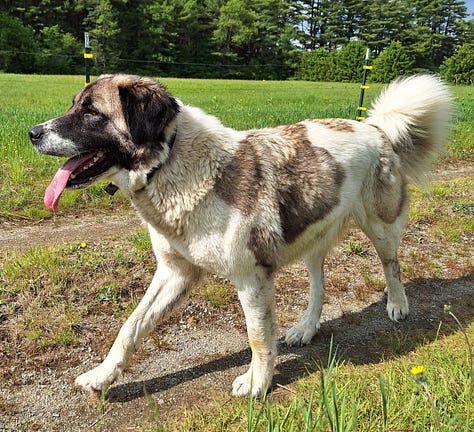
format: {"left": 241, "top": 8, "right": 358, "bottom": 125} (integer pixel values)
{"left": 29, "top": 74, "right": 452, "bottom": 397}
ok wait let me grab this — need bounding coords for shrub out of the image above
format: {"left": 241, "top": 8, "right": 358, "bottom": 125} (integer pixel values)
{"left": 440, "top": 43, "right": 474, "bottom": 85}
{"left": 370, "top": 41, "right": 413, "bottom": 83}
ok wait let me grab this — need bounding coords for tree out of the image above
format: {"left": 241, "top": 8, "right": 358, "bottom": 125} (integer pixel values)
{"left": 399, "top": 0, "right": 468, "bottom": 70}
{"left": 83, "top": 0, "right": 122, "bottom": 72}
{"left": 212, "top": 0, "right": 292, "bottom": 79}
{"left": 370, "top": 41, "right": 413, "bottom": 82}
{"left": 36, "top": 25, "right": 83, "bottom": 74}
{"left": 439, "top": 42, "right": 474, "bottom": 84}
{"left": 0, "top": 11, "right": 37, "bottom": 73}
{"left": 213, "top": 0, "right": 258, "bottom": 62}
{"left": 359, "top": 0, "right": 407, "bottom": 55}
{"left": 297, "top": 0, "right": 327, "bottom": 50}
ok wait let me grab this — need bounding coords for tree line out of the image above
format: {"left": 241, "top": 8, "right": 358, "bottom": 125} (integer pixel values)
{"left": 1, "top": 0, "right": 473, "bottom": 83}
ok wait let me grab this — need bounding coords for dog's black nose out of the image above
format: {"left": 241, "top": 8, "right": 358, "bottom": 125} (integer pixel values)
{"left": 29, "top": 125, "right": 44, "bottom": 144}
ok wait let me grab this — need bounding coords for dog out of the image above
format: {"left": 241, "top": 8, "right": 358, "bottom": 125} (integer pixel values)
{"left": 29, "top": 74, "right": 452, "bottom": 397}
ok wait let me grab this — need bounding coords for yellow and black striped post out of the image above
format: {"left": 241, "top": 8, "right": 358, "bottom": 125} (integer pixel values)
{"left": 84, "top": 32, "right": 93, "bottom": 86}
{"left": 356, "top": 48, "right": 373, "bottom": 121}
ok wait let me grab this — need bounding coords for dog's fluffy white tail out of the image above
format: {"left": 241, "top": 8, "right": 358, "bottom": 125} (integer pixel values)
{"left": 366, "top": 75, "right": 453, "bottom": 183}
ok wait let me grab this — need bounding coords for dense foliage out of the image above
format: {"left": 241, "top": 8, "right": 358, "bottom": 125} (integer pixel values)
{"left": 0, "top": 0, "right": 473, "bottom": 82}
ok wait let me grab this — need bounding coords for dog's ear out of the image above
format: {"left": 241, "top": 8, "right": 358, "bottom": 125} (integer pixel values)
{"left": 119, "top": 76, "right": 179, "bottom": 145}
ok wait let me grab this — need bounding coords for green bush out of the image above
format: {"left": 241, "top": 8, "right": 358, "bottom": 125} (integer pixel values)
{"left": 440, "top": 43, "right": 474, "bottom": 85}
{"left": 297, "top": 42, "right": 367, "bottom": 82}
{"left": 369, "top": 41, "right": 413, "bottom": 83}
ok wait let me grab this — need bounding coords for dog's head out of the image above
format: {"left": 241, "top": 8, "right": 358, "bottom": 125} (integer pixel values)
{"left": 29, "top": 74, "right": 179, "bottom": 210}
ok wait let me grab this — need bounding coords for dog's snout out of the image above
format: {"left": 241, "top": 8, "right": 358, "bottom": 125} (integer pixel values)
{"left": 29, "top": 125, "right": 44, "bottom": 144}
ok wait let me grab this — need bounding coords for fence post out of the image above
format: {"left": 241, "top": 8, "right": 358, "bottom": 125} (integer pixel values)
{"left": 356, "top": 48, "right": 372, "bottom": 121}
{"left": 84, "top": 32, "right": 93, "bottom": 86}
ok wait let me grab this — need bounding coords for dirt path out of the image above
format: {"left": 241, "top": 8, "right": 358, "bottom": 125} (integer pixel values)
{"left": 0, "top": 163, "right": 473, "bottom": 431}
{"left": 0, "top": 211, "right": 142, "bottom": 252}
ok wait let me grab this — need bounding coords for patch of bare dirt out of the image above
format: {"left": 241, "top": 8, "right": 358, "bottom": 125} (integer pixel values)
{"left": 0, "top": 164, "right": 473, "bottom": 431}
{"left": 0, "top": 210, "right": 142, "bottom": 252}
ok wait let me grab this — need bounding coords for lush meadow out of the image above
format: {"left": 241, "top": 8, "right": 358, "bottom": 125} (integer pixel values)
{"left": 0, "top": 75, "right": 473, "bottom": 431}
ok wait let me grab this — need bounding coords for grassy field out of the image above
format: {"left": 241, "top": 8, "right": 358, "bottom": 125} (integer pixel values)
{"left": 0, "top": 75, "right": 473, "bottom": 431}
{"left": 0, "top": 74, "right": 473, "bottom": 220}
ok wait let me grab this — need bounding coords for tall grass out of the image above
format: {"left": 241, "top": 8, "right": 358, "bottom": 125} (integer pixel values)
{"left": 1, "top": 74, "right": 472, "bottom": 220}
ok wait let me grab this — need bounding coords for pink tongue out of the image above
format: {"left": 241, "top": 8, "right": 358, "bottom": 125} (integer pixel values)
{"left": 44, "top": 155, "right": 94, "bottom": 211}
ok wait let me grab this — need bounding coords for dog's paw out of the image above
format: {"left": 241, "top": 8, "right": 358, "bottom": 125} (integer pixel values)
{"left": 232, "top": 370, "right": 268, "bottom": 398}
{"left": 75, "top": 365, "right": 117, "bottom": 396}
{"left": 386, "top": 294, "right": 409, "bottom": 321}
{"left": 285, "top": 321, "right": 319, "bottom": 346}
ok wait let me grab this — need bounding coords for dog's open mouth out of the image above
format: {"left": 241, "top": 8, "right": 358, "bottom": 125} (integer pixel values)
{"left": 44, "top": 151, "right": 115, "bottom": 211}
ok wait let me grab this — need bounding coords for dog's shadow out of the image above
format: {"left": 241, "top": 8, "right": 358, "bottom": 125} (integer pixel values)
{"left": 107, "top": 274, "right": 473, "bottom": 403}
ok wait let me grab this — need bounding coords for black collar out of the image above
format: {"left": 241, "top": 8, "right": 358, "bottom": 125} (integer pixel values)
{"left": 104, "top": 129, "right": 177, "bottom": 196}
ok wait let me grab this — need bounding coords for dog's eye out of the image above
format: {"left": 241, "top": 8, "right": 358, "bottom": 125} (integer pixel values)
{"left": 84, "top": 108, "right": 102, "bottom": 121}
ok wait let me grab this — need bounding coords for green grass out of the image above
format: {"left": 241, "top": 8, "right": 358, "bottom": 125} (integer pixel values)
{"left": 158, "top": 323, "right": 474, "bottom": 432}
{"left": 409, "top": 179, "right": 474, "bottom": 242}
{"left": 1, "top": 74, "right": 472, "bottom": 221}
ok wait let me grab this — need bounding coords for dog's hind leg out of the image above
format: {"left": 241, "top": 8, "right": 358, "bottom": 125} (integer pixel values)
{"left": 285, "top": 249, "right": 326, "bottom": 346}
{"left": 359, "top": 212, "right": 409, "bottom": 322}
{"left": 75, "top": 252, "right": 203, "bottom": 395}
{"left": 232, "top": 269, "right": 277, "bottom": 397}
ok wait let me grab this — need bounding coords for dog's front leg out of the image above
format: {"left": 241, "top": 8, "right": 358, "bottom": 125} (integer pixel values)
{"left": 75, "top": 257, "right": 202, "bottom": 395}
{"left": 232, "top": 270, "right": 277, "bottom": 397}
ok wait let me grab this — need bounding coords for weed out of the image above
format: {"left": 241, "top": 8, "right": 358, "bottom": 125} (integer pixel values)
{"left": 360, "top": 265, "right": 385, "bottom": 292}
{"left": 452, "top": 200, "right": 474, "bottom": 215}
{"left": 411, "top": 366, "right": 442, "bottom": 430}
{"left": 444, "top": 304, "right": 473, "bottom": 432}
{"left": 246, "top": 339, "right": 360, "bottom": 431}
{"left": 97, "top": 284, "right": 120, "bottom": 304}
{"left": 378, "top": 375, "right": 389, "bottom": 432}
{"left": 201, "top": 280, "right": 234, "bottom": 309}
{"left": 345, "top": 239, "right": 366, "bottom": 256}
{"left": 128, "top": 230, "right": 152, "bottom": 254}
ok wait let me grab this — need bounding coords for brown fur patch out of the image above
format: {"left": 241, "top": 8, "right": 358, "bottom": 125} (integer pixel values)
{"left": 214, "top": 138, "right": 264, "bottom": 216}
{"left": 276, "top": 123, "right": 308, "bottom": 137}
{"left": 248, "top": 226, "right": 280, "bottom": 272}
{"left": 374, "top": 136, "right": 407, "bottom": 224}
{"left": 316, "top": 118, "right": 355, "bottom": 133}
{"left": 277, "top": 140, "right": 345, "bottom": 243}
{"left": 272, "top": 123, "right": 346, "bottom": 243}
{"left": 74, "top": 76, "right": 127, "bottom": 131}
{"left": 375, "top": 171, "right": 407, "bottom": 224}
{"left": 215, "top": 123, "right": 345, "bottom": 251}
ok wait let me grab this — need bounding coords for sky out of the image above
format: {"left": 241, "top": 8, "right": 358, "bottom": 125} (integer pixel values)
{"left": 466, "top": 0, "right": 474, "bottom": 16}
